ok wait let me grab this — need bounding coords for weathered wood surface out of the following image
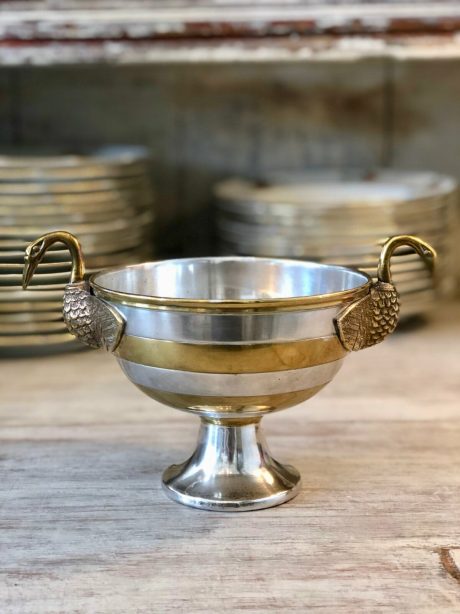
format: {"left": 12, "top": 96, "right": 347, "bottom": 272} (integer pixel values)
{"left": 0, "top": 301, "right": 459, "bottom": 613}
{"left": 0, "top": 2, "right": 460, "bottom": 63}
{"left": 3, "top": 2, "right": 460, "bottom": 38}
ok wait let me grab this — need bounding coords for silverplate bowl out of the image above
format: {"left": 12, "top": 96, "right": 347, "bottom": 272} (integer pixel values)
{"left": 23, "top": 231, "right": 436, "bottom": 512}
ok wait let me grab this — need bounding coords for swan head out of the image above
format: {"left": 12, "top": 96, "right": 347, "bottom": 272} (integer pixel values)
{"left": 23, "top": 235, "right": 50, "bottom": 289}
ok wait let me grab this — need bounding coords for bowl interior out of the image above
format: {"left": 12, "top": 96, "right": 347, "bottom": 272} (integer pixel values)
{"left": 92, "top": 257, "right": 369, "bottom": 301}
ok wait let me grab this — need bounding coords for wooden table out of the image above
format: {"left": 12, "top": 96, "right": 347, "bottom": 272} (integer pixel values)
{"left": 1, "top": 301, "right": 460, "bottom": 613}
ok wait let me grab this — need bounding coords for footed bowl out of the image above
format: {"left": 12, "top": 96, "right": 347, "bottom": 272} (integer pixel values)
{"left": 23, "top": 232, "right": 436, "bottom": 511}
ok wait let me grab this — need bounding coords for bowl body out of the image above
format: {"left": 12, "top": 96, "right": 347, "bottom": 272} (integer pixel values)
{"left": 91, "top": 257, "right": 369, "bottom": 419}
{"left": 22, "top": 233, "right": 433, "bottom": 510}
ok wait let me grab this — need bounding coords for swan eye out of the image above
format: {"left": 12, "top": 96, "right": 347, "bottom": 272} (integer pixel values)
{"left": 31, "top": 244, "right": 42, "bottom": 257}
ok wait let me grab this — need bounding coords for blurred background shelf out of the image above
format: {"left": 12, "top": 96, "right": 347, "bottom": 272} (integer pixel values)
{"left": 0, "top": 2, "right": 458, "bottom": 258}
{"left": 0, "top": 2, "right": 460, "bottom": 65}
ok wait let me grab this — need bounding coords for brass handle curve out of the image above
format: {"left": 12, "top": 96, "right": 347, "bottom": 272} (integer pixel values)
{"left": 335, "top": 235, "right": 437, "bottom": 352}
{"left": 23, "top": 230, "right": 86, "bottom": 288}
{"left": 377, "top": 234, "right": 437, "bottom": 284}
{"left": 23, "top": 230, "right": 125, "bottom": 352}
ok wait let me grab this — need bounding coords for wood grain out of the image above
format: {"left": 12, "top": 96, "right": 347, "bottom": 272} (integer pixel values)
{"left": 0, "top": 301, "right": 459, "bottom": 612}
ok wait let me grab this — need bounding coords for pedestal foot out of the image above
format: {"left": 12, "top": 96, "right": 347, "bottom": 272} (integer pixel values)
{"left": 162, "top": 419, "right": 301, "bottom": 512}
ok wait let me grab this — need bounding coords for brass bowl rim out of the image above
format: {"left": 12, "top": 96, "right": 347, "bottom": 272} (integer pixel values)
{"left": 90, "top": 257, "right": 373, "bottom": 312}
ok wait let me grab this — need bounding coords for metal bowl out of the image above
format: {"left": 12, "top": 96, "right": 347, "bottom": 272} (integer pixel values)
{"left": 22, "top": 231, "right": 436, "bottom": 512}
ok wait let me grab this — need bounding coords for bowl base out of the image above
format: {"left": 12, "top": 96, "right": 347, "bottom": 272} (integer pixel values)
{"left": 161, "top": 418, "right": 301, "bottom": 512}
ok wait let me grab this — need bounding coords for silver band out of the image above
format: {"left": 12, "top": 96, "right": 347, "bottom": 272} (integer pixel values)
{"left": 118, "top": 358, "right": 343, "bottom": 396}
{"left": 115, "top": 303, "right": 340, "bottom": 345}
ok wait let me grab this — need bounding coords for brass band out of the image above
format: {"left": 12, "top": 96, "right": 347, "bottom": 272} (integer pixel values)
{"left": 115, "top": 334, "right": 347, "bottom": 373}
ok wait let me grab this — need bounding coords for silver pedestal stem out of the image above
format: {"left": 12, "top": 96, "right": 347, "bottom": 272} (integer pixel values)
{"left": 162, "top": 418, "right": 301, "bottom": 512}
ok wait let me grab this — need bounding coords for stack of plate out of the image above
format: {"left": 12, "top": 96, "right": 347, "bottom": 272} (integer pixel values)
{"left": 215, "top": 170, "right": 458, "bottom": 319}
{"left": 0, "top": 147, "right": 154, "bottom": 355}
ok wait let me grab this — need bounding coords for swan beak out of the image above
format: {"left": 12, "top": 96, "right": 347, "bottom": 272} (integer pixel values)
{"left": 22, "top": 255, "right": 38, "bottom": 290}
{"left": 426, "top": 245, "right": 437, "bottom": 272}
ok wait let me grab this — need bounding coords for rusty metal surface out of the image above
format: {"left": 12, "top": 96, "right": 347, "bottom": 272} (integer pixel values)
{"left": 0, "top": 3, "right": 459, "bottom": 64}
{"left": 1, "top": 3, "right": 460, "bottom": 40}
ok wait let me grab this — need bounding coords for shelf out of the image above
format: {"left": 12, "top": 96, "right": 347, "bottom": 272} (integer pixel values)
{"left": 0, "top": 2, "right": 460, "bottom": 64}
